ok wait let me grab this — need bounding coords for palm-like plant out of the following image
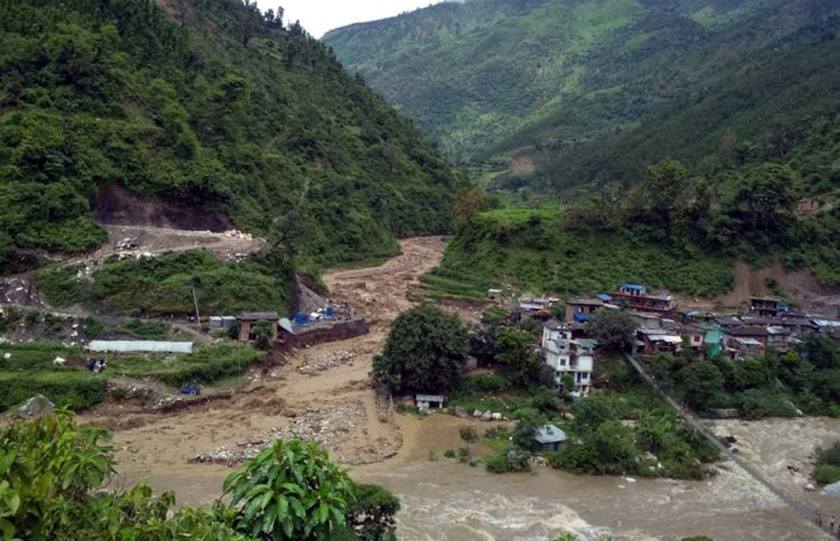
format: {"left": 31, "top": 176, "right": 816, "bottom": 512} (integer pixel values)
{"left": 223, "top": 439, "right": 355, "bottom": 540}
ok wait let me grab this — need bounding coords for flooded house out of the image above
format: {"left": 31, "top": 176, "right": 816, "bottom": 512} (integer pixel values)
{"left": 541, "top": 321, "right": 596, "bottom": 394}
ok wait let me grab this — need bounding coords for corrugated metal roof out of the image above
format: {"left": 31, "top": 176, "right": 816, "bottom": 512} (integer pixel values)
{"left": 87, "top": 341, "right": 193, "bottom": 354}
{"left": 535, "top": 425, "right": 567, "bottom": 444}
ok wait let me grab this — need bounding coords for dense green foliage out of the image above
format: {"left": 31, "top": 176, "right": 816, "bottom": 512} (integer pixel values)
{"left": 425, "top": 205, "right": 734, "bottom": 299}
{"left": 585, "top": 310, "right": 638, "bottom": 353}
{"left": 0, "top": 0, "right": 460, "bottom": 274}
{"left": 37, "top": 250, "right": 292, "bottom": 316}
{"left": 223, "top": 439, "right": 355, "bottom": 540}
{"left": 329, "top": 0, "right": 840, "bottom": 290}
{"left": 325, "top": 0, "right": 840, "bottom": 175}
{"left": 372, "top": 304, "right": 469, "bottom": 394}
{"left": 644, "top": 334, "right": 840, "bottom": 417}
{"left": 0, "top": 413, "right": 250, "bottom": 540}
{"left": 0, "top": 413, "right": 399, "bottom": 540}
{"left": 813, "top": 442, "right": 840, "bottom": 486}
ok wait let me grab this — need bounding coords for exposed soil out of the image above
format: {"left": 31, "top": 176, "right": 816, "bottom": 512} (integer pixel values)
{"left": 677, "top": 259, "right": 840, "bottom": 312}
{"left": 82, "top": 236, "right": 448, "bottom": 494}
{"left": 93, "top": 182, "right": 233, "bottom": 232}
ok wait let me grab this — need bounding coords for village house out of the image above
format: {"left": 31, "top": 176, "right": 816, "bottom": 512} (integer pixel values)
{"left": 519, "top": 296, "right": 558, "bottom": 321}
{"left": 636, "top": 328, "right": 683, "bottom": 355}
{"left": 238, "top": 312, "right": 279, "bottom": 343}
{"left": 749, "top": 296, "right": 781, "bottom": 318}
{"left": 564, "top": 298, "right": 604, "bottom": 323}
{"left": 541, "top": 321, "right": 596, "bottom": 394}
{"left": 610, "top": 283, "right": 677, "bottom": 316}
{"left": 534, "top": 424, "right": 567, "bottom": 451}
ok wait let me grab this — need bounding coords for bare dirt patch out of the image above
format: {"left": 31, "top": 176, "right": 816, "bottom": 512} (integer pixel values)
{"left": 93, "top": 182, "right": 233, "bottom": 232}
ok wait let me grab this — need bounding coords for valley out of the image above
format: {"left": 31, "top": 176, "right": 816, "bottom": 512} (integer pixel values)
{"left": 2, "top": 1, "right": 840, "bottom": 540}
{"left": 73, "top": 243, "right": 835, "bottom": 541}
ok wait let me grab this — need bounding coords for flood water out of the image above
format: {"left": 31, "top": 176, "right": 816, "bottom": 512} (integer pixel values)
{"left": 350, "top": 416, "right": 830, "bottom": 541}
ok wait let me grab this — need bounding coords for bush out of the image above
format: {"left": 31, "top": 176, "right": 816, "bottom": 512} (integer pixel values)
{"left": 814, "top": 464, "right": 840, "bottom": 486}
{"left": 457, "top": 372, "right": 512, "bottom": 393}
{"left": 0, "top": 371, "right": 104, "bottom": 411}
{"left": 346, "top": 483, "right": 400, "bottom": 541}
{"left": 485, "top": 447, "right": 532, "bottom": 474}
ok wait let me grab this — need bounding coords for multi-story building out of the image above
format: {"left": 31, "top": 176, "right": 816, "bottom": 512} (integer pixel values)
{"left": 610, "top": 283, "right": 677, "bottom": 316}
{"left": 541, "top": 321, "right": 596, "bottom": 394}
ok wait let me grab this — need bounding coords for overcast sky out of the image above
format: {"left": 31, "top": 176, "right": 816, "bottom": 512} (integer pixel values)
{"left": 255, "top": 1, "right": 446, "bottom": 38}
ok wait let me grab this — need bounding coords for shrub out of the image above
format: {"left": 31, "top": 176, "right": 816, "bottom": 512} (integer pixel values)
{"left": 0, "top": 371, "right": 104, "bottom": 411}
{"left": 485, "top": 447, "right": 532, "bottom": 474}
{"left": 346, "top": 483, "right": 400, "bottom": 541}
{"left": 457, "top": 372, "right": 511, "bottom": 393}
{"left": 814, "top": 464, "right": 840, "bottom": 486}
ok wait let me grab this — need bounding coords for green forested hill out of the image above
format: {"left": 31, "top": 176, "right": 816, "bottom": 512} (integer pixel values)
{"left": 324, "top": 0, "right": 840, "bottom": 181}
{"left": 0, "top": 0, "right": 460, "bottom": 274}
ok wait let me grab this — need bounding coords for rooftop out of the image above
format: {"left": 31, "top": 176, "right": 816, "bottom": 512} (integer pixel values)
{"left": 567, "top": 298, "right": 604, "bottom": 306}
{"left": 534, "top": 424, "right": 567, "bottom": 445}
{"left": 239, "top": 312, "right": 280, "bottom": 321}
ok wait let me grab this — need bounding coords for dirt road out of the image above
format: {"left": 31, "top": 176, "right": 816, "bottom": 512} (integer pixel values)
{"left": 87, "top": 236, "right": 448, "bottom": 501}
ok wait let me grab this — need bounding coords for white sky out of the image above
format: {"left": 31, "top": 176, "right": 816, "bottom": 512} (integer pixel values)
{"left": 255, "top": 1, "right": 446, "bottom": 38}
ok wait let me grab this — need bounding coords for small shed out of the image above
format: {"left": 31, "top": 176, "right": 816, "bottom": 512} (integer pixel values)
{"left": 238, "top": 312, "right": 279, "bottom": 343}
{"left": 535, "top": 424, "right": 567, "bottom": 451}
{"left": 415, "top": 394, "right": 446, "bottom": 411}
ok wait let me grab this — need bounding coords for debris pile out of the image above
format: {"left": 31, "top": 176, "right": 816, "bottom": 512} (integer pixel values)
{"left": 297, "top": 351, "right": 354, "bottom": 375}
{"left": 191, "top": 400, "right": 389, "bottom": 466}
{"left": 222, "top": 230, "right": 254, "bottom": 241}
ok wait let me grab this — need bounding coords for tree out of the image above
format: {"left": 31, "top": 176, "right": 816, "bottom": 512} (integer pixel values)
{"left": 237, "top": 0, "right": 262, "bottom": 47}
{"left": 459, "top": 426, "right": 479, "bottom": 453}
{"left": 495, "top": 327, "right": 542, "bottom": 385}
{"left": 224, "top": 439, "right": 355, "bottom": 540}
{"left": 454, "top": 187, "right": 487, "bottom": 227}
{"left": 372, "top": 304, "right": 468, "bottom": 394}
{"left": 592, "top": 420, "right": 637, "bottom": 472}
{"left": 573, "top": 394, "right": 617, "bottom": 433}
{"left": 585, "top": 310, "right": 638, "bottom": 352}
{"left": 346, "top": 484, "right": 400, "bottom": 541}
{"left": 511, "top": 407, "right": 547, "bottom": 451}
{"left": 728, "top": 163, "right": 796, "bottom": 243}
{"left": 678, "top": 360, "right": 724, "bottom": 411}
{"left": 469, "top": 308, "right": 506, "bottom": 365}
{"left": 252, "top": 321, "right": 273, "bottom": 351}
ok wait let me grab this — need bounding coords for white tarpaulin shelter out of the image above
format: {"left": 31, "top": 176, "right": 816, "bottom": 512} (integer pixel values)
{"left": 87, "top": 340, "right": 193, "bottom": 354}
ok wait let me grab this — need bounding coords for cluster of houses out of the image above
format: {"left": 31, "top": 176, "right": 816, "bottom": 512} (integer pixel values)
{"left": 515, "top": 284, "right": 840, "bottom": 396}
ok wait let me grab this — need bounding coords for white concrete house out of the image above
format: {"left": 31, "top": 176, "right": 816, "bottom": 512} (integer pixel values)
{"left": 541, "top": 321, "right": 596, "bottom": 394}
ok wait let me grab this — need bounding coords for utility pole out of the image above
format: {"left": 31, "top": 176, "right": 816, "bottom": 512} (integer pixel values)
{"left": 191, "top": 286, "right": 201, "bottom": 323}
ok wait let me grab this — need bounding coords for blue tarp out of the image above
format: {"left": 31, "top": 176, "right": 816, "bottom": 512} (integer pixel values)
{"left": 574, "top": 312, "right": 592, "bottom": 323}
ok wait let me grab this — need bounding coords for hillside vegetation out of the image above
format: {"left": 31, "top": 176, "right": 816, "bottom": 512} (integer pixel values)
{"left": 0, "top": 0, "right": 460, "bottom": 279}
{"left": 324, "top": 0, "right": 840, "bottom": 193}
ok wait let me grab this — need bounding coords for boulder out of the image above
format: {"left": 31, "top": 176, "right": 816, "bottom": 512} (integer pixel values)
{"left": 480, "top": 411, "right": 492, "bottom": 422}
{"left": 491, "top": 412, "right": 503, "bottom": 421}
{"left": 16, "top": 395, "right": 55, "bottom": 418}
{"left": 455, "top": 406, "right": 469, "bottom": 418}
{"left": 473, "top": 410, "right": 483, "bottom": 418}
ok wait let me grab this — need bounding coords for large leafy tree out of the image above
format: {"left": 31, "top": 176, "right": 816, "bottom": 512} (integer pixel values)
{"left": 372, "top": 304, "right": 468, "bottom": 394}
{"left": 223, "top": 440, "right": 355, "bottom": 541}
{"left": 585, "top": 310, "right": 638, "bottom": 353}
